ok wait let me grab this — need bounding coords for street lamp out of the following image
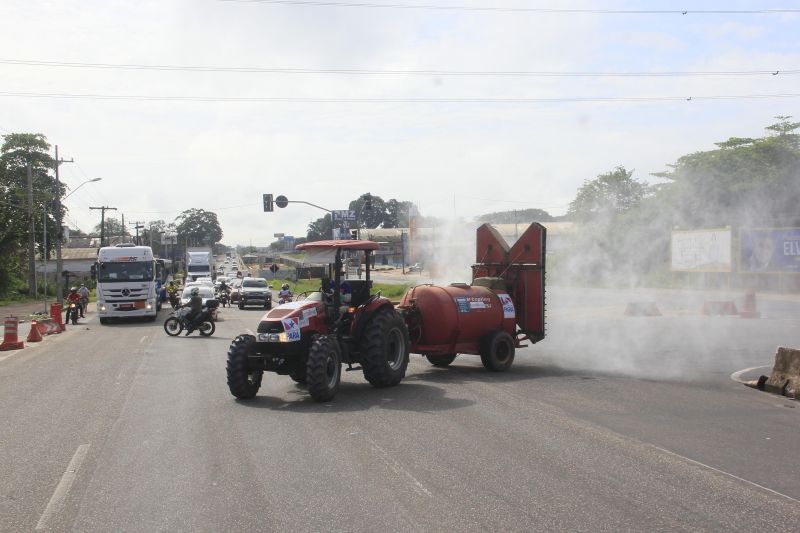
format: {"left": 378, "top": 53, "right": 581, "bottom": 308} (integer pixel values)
{"left": 55, "top": 172, "right": 102, "bottom": 304}
{"left": 64, "top": 177, "right": 102, "bottom": 200}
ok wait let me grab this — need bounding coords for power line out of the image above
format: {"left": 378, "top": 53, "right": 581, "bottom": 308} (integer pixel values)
{"left": 1, "top": 58, "right": 796, "bottom": 78}
{"left": 1, "top": 90, "right": 798, "bottom": 104}
{"left": 216, "top": 1, "right": 800, "bottom": 15}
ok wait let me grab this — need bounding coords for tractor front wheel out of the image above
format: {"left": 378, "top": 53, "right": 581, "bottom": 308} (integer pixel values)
{"left": 226, "top": 334, "right": 262, "bottom": 399}
{"left": 361, "top": 309, "right": 410, "bottom": 388}
{"left": 306, "top": 335, "right": 341, "bottom": 402}
{"left": 480, "top": 331, "right": 515, "bottom": 372}
{"left": 426, "top": 353, "right": 457, "bottom": 367}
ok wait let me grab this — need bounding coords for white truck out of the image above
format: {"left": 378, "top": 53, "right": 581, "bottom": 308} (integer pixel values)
{"left": 93, "top": 244, "right": 160, "bottom": 323}
{"left": 187, "top": 247, "right": 214, "bottom": 281}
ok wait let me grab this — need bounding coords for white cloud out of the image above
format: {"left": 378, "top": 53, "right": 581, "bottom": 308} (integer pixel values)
{"left": 1, "top": 0, "right": 798, "bottom": 245}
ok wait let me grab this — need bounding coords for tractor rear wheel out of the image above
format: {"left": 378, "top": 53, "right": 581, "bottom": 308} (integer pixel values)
{"left": 480, "top": 331, "right": 515, "bottom": 372}
{"left": 426, "top": 353, "right": 457, "bottom": 367}
{"left": 361, "top": 309, "right": 410, "bottom": 388}
{"left": 306, "top": 335, "right": 341, "bottom": 402}
{"left": 226, "top": 334, "right": 262, "bottom": 399}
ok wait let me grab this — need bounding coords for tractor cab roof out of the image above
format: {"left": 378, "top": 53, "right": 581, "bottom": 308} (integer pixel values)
{"left": 296, "top": 240, "right": 379, "bottom": 265}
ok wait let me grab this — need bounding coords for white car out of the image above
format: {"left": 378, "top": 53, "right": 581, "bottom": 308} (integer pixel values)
{"left": 179, "top": 286, "right": 219, "bottom": 319}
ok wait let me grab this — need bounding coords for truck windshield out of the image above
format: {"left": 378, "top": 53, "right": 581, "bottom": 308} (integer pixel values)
{"left": 97, "top": 261, "right": 154, "bottom": 282}
{"left": 188, "top": 265, "right": 210, "bottom": 272}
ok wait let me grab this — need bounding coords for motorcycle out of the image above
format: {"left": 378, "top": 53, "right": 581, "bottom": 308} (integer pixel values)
{"left": 65, "top": 302, "right": 80, "bottom": 325}
{"left": 163, "top": 303, "right": 217, "bottom": 337}
{"left": 217, "top": 290, "right": 230, "bottom": 308}
{"left": 168, "top": 291, "right": 181, "bottom": 310}
{"left": 278, "top": 292, "right": 293, "bottom": 305}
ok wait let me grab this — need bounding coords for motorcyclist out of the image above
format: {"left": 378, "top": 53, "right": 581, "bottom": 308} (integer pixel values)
{"left": 77, "top": 283, "right": 90, "bottom": 318}
{"left": 218, "top": 279, "right": 230, "bottom": 295}
{"left": 278, "top": 283, "right": 292, "bottom": 303}
{"left": 166, "top": 282, "right": 179, "bottom": 309}
{"left": 66, "top": 287, "right": 82, "bottom": 322}
{"left": 184, "top": 287, "right": 204, "bottom": 335}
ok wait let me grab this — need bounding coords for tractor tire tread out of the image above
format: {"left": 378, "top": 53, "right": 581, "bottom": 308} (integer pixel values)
{"left": 306, "top": 335, "right": 340, "bottom": 402}
{"left": 361, "top": 308, "right": 410, "bottom": 388}
{"left": 226, "top": 334, "right": 262, "bottom": 399}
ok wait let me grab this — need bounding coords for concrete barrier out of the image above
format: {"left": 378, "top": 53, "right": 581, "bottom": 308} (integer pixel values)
{"left": 701, "top": 301, "right": 738, "bottom": 316}
{"left": 624, "top": 302, "right": 661, "bottom": 317}
{"left": 764, "top": 347, "right": 800, "bottom": 398}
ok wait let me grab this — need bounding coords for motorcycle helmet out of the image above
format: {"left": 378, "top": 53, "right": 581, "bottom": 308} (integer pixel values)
{"left": 190, "top": 287, "right": 200, "bottom": 296}
{"left": 282, "top": 283, "right": 289, "bottom": 290}
{"left": 70, "top": 286, "right": 78, "bottom": 292}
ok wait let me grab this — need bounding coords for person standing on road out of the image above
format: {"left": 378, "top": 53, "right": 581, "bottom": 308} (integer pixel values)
{"left": 77, "top": 283, "right": 90, "bottom": 318}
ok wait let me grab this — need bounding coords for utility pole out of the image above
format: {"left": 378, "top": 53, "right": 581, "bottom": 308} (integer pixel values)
{"left": 54, "top": 145, "right": 74, "bottom": 305}
{"left": 130, "top": 222, "right": 145, "bottom": 245}
{"left": 90, "top": 206, "right": 117, "bottom": 247}
{"left": 27, "top": 163, "right": 37, "bottom": 296}
{"left": 121, "top": 213, "right": 125, "bottom": 243}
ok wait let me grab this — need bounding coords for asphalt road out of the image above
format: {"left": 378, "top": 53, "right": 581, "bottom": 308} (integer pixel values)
{"left": 1, "top": 287, "right": 798, "bottom": 532}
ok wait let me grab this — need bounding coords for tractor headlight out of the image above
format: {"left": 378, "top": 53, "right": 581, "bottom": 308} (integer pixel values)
{"left": 258, "top": 333, "right": 286, "bottom": 342}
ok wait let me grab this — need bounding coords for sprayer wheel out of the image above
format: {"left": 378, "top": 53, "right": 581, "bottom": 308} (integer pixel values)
{"left": 479, "top": 331, "right": 515, "bottom": 372}
{"left": 361, "top": 309, "right": 410, "bottom": 388}
{"left": 426, "top": 353, "right": 457, "bottom": 367}
{"left": 226, "top": 334, "right": 262, "bottom": 399}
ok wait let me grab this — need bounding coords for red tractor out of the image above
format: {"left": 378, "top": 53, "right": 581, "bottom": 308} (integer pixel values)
{"left": 226, "top": 223, "right": 546, "bottom": 402}
{"left": 226, "top": 240, "right": 410, "bottom": 402}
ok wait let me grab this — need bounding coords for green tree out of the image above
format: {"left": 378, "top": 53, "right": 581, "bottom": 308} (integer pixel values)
{"left": 349, "top": 193, "right": 387, "bottom": 229}
{"left": 175, "top": 208, "right": 223, "bottom": 247}
{"left": 567, "top": 166, "right": 648, "bottom": 223}
{"left": 652, "top": 116, "right": 800, "bottom": 227}
{"left": 384, "top": 199, "right": 415, "bottom": 228}
{"left": 307, "top": 213, "right": 333, "bottom": 241}
{"left": 0, "top": 133, "right": 61, "bottom": 295}
{"left": 476, "top": 208, "right": 554, "bottom": 224}
{"left": 93, "top": 217, "right": 126, "bottom": 240}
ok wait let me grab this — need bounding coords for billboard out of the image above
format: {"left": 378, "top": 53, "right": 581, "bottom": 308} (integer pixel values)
{"left": 671, "top": 228, "right": 732, "bottom": 272}
{"left": 740, "top": 228, "right": 800, "bottom": 273}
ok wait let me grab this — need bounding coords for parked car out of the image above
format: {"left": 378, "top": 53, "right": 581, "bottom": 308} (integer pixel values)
{"left": 408, "top": 263, "right": 423, "bottom": 273}
{"left": 238, "top": 277, "right": 272, "bottom": 309}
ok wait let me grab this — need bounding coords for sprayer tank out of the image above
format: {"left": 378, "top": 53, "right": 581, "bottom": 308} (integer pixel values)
{"left": 400, "top": 283, "right": 516, "bottom": 350}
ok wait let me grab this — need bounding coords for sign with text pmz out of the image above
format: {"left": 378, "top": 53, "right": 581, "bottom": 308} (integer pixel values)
{"left": 332, "top": 210, "right": 357, "bottom": 221}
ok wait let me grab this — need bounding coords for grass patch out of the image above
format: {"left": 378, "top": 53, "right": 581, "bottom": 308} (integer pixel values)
{"left": 0, "top": 294, "right": 38, "bottom": 307}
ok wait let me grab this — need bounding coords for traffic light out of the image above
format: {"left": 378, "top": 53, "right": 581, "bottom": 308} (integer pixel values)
{"left": 263, "top": 193, "right": 274, "bottom": 212}
{"left": 364, "top": 193, "right": 372, "bottom": 211}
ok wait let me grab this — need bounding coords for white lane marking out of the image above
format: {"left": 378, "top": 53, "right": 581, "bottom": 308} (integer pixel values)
{"left": 0, "top": 352, "right": 20, "bottom": 362}
{"left": 363, "top": 434, "right": 432, "bottom": 498}
{"left": 36, "top": 444, "right": 91, "bottom": 530}
{"left": 730, "top": 365, "right": 771, "bottom": 384}
{"left": 246, "top": 328, "right": 254, "bottom": 335}
{"left": 650, "top": 444, "right": 800, "bottom": 505}
{"left": 139, "top": 335, "right": 147, "bottom": 344}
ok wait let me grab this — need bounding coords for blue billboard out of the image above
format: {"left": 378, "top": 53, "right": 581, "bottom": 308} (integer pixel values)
{"left": 740, "top": 228, "right": 800, "bottom": 273}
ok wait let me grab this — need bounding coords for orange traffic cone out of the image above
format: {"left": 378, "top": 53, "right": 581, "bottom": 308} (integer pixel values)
{"left": 0, "top": 316, "right": 25, "bottom": 350}
{"left": 27, "top": 320, "right": 44, "bottom": 342}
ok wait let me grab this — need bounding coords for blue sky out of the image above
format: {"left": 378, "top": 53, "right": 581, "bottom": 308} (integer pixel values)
{"left": 1, "top": 0, "right": 798, "bottom": 245}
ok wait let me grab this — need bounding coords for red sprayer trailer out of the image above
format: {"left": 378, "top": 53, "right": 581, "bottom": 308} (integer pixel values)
{"left": 400, "top": 222, "right": 546, "bottom": 370}
{"left": 225, "top": 223, "right": 545, "bottom": 402}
